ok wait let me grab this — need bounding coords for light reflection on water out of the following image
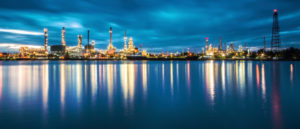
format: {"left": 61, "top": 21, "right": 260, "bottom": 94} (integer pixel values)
{"left": 205, "top": 60, "right": 215, "bottom": 105}
{"left": 262, "top": 64, "right": 266, "bottom": 101}
{"left": 170, "top": 62, "right": 173, "bottom": 96}
{"left": 0, "top": 60, "right": 299, "bottom": 129}
{"left": 290, "top": 64, "right": 294, "bottom": 85}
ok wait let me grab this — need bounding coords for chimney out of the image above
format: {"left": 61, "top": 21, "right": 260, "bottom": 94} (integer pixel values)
{"left": 109, "top": 27, "right": 112, "bottom": 46}
{"left": 62, "top": 27, "right": 66, "bottom": 46}
{"left": 124, "top": 30, "right": 127, "bottom": 50}
{"left": 87, "top": 29, "right": 90, "bottom": 46}
{"left": 44, "top": 28, "right": 48, "bottom": 50}
{"left": 205, "top": 37, "right": 208, "bottom": 50}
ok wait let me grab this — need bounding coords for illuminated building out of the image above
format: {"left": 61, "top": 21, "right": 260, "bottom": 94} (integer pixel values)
{"left": 106, "top": 27, "right": 116, "bottom": 55}
{"left": 87, "top": 40, "right": 96, "bottom": 52}
{"left": 67, "top": 35, "right": 84, "bottom": 58}
{"left": 127, "top": 37, "right": 136, "bottom": 53}
{"left": 203, "top": 37, "right": 218, "bottom": 56}
{"left": 20, "top": 47, "right": 48, "bottom": 58}
{"left": 141, "top": 50, "right": 148, "bottom": 56}
{"left": 92, "top": 40, "right": 95, "bottom": 46}
{"left": 50, "top": 45, "right": 66, "bottom": 56}
{"left": 238, "top": 45, "right": 243, "bottom": 52}
{"left": 19, "top": 28, "right": 49, "bottom": 58}
{"left": 226, "top": 42, "right": 235, "bottom": 53}
{"left": 50, "top": 27, "right": 68, "bottom": 57}
{"left": 205, "top": 44, "right": 218, "bottom": 56}
{"left": 84, "top": 40, "right": 96, "bottom": 57}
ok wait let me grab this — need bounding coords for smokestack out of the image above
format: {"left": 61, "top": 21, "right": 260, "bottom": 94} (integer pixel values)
{"left": 109, "top": 27, "right": 112, "bottom": 46}
{"left": 124, "top": 30, "right": 127, "bottom": 50}
{"left": 87, "top": 29, "right": 90, "bottom": 46}
{"left": 205, "top": 37, "right": 208, "bottom": 50}
{"left": 78, "top": 35, "right": 82, "bottom": 48}
{"left": 62, "top": 27, "right": 66, "bottom": 46}
{"left": 44, "top": 28, "right": 48, "bottom": 50}
{"left": 219, "top": 37, "right": 222, "bottom": 51}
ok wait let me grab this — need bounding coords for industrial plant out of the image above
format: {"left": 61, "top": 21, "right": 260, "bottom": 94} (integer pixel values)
{"left": 1, "top": 9, "right": 299, "bottom": 60}
{"left": 15, "top": 26, "right": 148, "bottom": 60}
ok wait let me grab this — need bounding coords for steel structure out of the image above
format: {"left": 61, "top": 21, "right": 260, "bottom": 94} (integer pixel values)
{"left": 271, "top": 9, "right": 281, "bottom": 51}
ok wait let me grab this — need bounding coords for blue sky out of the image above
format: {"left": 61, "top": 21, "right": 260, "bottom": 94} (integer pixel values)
{"left": 0, "top": 0, "right": 299, "bottom": 52}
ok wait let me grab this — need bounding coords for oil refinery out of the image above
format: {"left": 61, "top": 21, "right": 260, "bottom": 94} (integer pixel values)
{"left": 0, "top": 9, "right": 299, "bottom": 60}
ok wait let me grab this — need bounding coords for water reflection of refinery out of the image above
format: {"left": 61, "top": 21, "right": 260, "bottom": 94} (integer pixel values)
{"left": 0, "top": 60, "right": 295, "bottom": 126}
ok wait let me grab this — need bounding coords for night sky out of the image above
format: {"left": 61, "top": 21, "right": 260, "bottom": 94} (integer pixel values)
{"left": 0, "top": 0, "right": 299, "bottom": 52}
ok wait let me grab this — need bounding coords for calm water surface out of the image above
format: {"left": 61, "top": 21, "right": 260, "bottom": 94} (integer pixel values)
{"left": 0, "top": 60, "right": 299, "bottom": 129}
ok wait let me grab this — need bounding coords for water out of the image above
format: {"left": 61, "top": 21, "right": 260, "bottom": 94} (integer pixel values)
{"left": 0, "top": 60, "right": 299, "bottom": 129}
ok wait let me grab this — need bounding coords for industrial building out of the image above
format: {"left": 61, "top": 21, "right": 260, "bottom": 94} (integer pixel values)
{"left": 50, "top": 27, "right": 68, "bottom": 57}
{"left": 50, "top": 45, "right": 66, "bottom": 56}
{"left": 121, "top": 30, "right": 138, "bottom": 54}
{"left": 19, "top": 28, "right": 48, "bottom": 58}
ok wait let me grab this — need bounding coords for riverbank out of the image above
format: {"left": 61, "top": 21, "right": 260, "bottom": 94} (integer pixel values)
{"left": 0, "top": 58, "right": 299, "bottom": 61}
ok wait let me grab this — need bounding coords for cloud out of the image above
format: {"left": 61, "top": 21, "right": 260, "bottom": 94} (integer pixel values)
{"left": 0, "top": 0, "right": 300, "bottom": 52}
{"left": 55, "top": 21, "right": 83, "bottom": 29}
{"left": 0, "top": 28, "right": 43, "bottom": 35}
{"left": 281, "top": 29, "right": 300, "bottom": 35}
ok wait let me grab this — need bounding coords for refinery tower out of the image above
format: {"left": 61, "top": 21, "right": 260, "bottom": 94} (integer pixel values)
{"left": 44, "top": 28, "right": 48, "bottom": 52}
{"left": 108, "top": 27, "right": 114, "bottom": 49}
{"left": 271, "top": 9, "right": 281, "bottom": 51}
{"left": 107, "top": 27, "right": 116, "bottom": 55}
{"left": 124, "top": 30, "right": 127, "bottom": 51}
{"left": 62, "top": 27, "right": 66, "bottom": 46}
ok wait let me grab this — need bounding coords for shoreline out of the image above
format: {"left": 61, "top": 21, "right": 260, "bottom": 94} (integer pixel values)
{"left": 0, "top": 59, "right": 299, "bottom": 61}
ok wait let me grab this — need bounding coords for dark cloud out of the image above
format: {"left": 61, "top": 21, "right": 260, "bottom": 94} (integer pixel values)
{"left": 0, "top": 0, "right": 299, "bottom": 52}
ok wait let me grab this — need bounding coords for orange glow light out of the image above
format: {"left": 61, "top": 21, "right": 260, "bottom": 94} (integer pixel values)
{"left": 256, "top": 64, "right": 260, "bottom": 87}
